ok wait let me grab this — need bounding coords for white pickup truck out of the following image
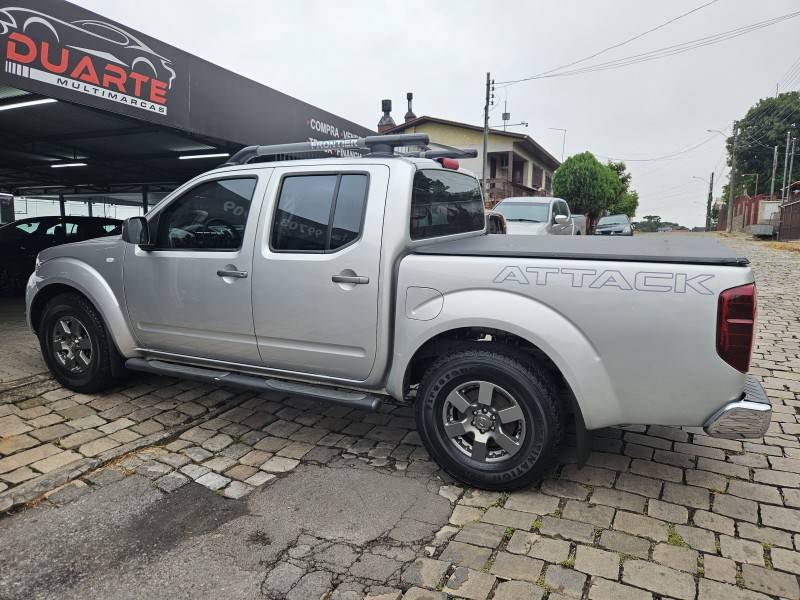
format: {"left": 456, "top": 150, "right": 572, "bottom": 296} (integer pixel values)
{"left": 25, "top": 134, "right": 770, "bottom": 490}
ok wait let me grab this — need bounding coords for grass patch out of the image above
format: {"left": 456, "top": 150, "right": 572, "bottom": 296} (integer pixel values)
{"left": 532, "top": 518, "right": 543, "bottom": 532}
{"left": 493, "top": 492, "right": 509, "bottom": 508}
{"left": 503, "top": 527, "right": 515, "bottom": 542}
{"left": 735, "top": 570, "right": 745, "bottom": 588}
{"left": 667, "top": 525, "right": 689, "bottom": 548}
{"left": 766, "top": 240, "right": 800, "bottom": 254}
{"left": 560, "top": 557, "right": 575, "bottom": 569}
{"left": 552, "top": 508, "right": 562, "bottom": 518}
{"left": 536, "top": 574, "right": 553, "bottom": 593}
{"left": 763, "top": 543, "right": 773, "bottom": 569}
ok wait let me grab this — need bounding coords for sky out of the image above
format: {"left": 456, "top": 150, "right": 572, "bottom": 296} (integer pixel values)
{"left": 73, "top": 0, "right": 800, "bottom": 227}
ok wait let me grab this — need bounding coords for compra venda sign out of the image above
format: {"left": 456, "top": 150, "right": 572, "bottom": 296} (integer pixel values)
{"left": 0, "top": 6, "right": 175, "bottom": 116}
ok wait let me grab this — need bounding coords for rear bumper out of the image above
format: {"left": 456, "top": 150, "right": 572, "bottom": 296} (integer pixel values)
{"left": 704, "top": 375, "right": 772, "bottom": 439}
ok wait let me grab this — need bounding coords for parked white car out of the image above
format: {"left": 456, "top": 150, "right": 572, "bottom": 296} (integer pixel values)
{"left": 493, "top": 197, "right": 575, "bottom": 235}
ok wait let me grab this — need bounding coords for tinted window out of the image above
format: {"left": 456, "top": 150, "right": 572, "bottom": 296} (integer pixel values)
{"left": 331, "top": 175, "right": 368, "bottom": 249}
{"left": 598, "top": 215, "right": 629, "bottom": 225}
{"left": 558, "top": 201, "right": 570, "bottom": 216}
{"left": 156, "top": 178, "right": 256, "bottom": 250}
{"left": 410, "top": 170, "right": 484, "bottom": 240}
{"left": 494, "top": 202, "right": 550, "bottom": 223}
{"left": 272, "top": 173, "right": 368, "bottom": 252}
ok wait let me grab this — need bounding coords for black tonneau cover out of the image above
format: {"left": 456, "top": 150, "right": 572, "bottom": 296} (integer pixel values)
{"left": 413, "top": 234, "right": 749, "bottom": 266}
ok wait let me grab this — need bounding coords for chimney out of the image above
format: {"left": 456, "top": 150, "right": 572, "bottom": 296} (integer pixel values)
{"left": 404, "top": 92, "right": 416, "bottom": 123}
{"left": 377, "top": 99, "right": 396, "bottom": 133}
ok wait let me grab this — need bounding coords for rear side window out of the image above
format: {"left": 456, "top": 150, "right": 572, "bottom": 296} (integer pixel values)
{"left": 410, "top": 169, "right": 484, "bottom": 240}
{"left": 271, "top": 173, "right": 368, "bottom": 252}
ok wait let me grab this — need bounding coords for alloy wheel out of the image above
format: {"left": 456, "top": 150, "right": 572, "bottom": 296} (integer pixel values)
{"left": 441, "top": 380, "right": 527, "bottom": 463}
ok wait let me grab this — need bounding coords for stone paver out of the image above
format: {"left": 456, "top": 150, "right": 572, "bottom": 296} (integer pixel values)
{"left": 1, "top": 235, "right": 799, "bottom": 599}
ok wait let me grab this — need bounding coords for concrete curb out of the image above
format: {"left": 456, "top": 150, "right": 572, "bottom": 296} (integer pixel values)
{"left": 0, "top": 389, "right": 251, "bottom": 514}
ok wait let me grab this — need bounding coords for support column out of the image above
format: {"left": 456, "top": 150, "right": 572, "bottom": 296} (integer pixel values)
{"left": 142, "top": 185, "right": 149, "bottom": 214}
{"left": 58, "top": 192, "right": 65, "bottom": 217}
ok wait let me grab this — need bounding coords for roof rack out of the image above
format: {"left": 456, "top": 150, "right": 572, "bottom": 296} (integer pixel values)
{"left": 223, "top": 133, "right": 478, "bottom": 166}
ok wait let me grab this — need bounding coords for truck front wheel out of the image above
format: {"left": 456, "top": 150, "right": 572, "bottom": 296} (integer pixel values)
{"left": 38, "top": 292, "right": 120, "bottom": 393}
{"left": 415, "top": 345, "right": 563, "bottom": 490}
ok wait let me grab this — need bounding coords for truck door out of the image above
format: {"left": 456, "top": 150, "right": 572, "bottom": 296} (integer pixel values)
{"left": 252, "top": 164, "right": 389, "bottom": 380}
{"left": 124, "top": 172, "right": 269, "bottom": 363}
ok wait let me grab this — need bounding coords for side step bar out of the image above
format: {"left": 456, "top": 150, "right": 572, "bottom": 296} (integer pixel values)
{"left": 125, "top": 358, "right": 383, "bottom": 412}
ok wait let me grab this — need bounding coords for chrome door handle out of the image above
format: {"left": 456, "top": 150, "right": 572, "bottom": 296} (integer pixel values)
{"left": 332, "top": 275, "right": 369, "bottom": 284}
{"left": 217, "top": 269, "right": 248, "bottom": 278}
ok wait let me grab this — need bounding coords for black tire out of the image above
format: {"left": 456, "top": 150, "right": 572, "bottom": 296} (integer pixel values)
{"left": 415, "top": 344, "right": 563, "bottom": 490}
{"left": 38, "top": 292, "right": 120, "bottom": 393}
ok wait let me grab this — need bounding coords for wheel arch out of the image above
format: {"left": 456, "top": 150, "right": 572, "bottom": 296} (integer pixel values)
{"left": 27, "top": 258, "right": 138, "bottom": 357}
{"left": 388, "top": 289, "right": 623, "bottom": 433}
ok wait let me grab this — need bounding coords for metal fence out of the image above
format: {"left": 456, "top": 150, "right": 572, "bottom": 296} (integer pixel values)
{"left": 779, "top": 199, "right": 800, "bottom": 241}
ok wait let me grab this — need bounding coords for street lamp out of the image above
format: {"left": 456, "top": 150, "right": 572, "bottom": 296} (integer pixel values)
{"left": 739, "top": 173, "right": 759, "bottom": 197}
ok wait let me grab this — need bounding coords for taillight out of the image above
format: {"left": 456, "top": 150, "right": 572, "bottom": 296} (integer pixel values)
{"left": 437, "top": 158, "right": 460, "bottom": 170}
{"left": 716, "top": 282, "right": 756, "bottom": 372}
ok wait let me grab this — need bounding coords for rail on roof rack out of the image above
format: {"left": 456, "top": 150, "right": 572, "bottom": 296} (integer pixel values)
{"left": 222, "top": 134, "right": 479, "bottom": 166}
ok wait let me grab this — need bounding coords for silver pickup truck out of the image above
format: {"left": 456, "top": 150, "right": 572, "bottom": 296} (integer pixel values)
{"left": 25, "top": 134, "right": 770, "bottom": 490}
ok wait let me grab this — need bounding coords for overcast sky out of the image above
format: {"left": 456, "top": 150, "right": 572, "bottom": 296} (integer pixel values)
{"left": 74, "top": 0, "right": 800, "bottom": 227}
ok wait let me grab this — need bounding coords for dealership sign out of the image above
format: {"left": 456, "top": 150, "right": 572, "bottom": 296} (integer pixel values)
{"left": 0, "top": 6, "right": 176, "bottom": 116}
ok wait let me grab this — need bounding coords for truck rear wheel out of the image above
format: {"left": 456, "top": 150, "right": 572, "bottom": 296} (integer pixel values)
{"left": 38, "top": 292, "right": 120, "bottom": 393}
{"left": 415, "top": 345, "right": 562, "bottom": 490}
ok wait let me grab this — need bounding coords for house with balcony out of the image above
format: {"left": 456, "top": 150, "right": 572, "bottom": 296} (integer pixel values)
{"left": 382, "top": 104, "right": 560, "bottom": 206}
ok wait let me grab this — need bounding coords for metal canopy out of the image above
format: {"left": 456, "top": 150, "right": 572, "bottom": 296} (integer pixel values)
{"left": 0, "top": 1, "right": 373, "bottom": 200}
{"left": 0, "top": 84, "right": 235, "bottom": 194}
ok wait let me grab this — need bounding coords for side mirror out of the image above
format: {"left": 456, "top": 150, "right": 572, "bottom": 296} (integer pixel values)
{"left": 122, "top": 217, "right": 152, "bottom": 248}
{"left": 554, "top": 214, "right": 569, "bottom": 225}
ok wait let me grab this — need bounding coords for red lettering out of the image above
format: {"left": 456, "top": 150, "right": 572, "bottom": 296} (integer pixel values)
{"left": 40, "top": 41, "right": 68, "bottom": 74}
{"left": 102, "top": 64, "right": 127, "bottom": 93}
{"left": 7, "top": 32, "right": 36, "bottom": 63}
{"left": 149, "top": 78, "right": 167, "bottom": 105}
{"left": 69, "top": 55, "right": 100, "bottom": 85}
{"left": 128, "top": 72, "right": 149, "bottom": 97}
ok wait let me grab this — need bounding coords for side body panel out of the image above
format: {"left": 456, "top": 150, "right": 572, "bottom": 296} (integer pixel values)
{"left": 251, "top": 164, "right": 389, "bottom": 380}
{"left": 388, "top": 254, "right": 754, "bottom": 429}
{"left": 122, "top": 169, "right": 272, "bottom": 363}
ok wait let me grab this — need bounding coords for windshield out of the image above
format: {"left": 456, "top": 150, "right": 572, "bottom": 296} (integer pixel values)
{"left": 410, "top": 169, "right": 484, "bottom": 240}
{"left": 494, "top": 202, "right": 550, "bottom": 223}
{"left": 598, "top": 215, "right": 629, "bottom": 225}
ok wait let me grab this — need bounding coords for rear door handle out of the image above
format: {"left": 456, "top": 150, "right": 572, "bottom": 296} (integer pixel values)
{"left": 217, "top": 269, "right": 248, "bottom": 278}
{"left": 332, "top": 275, "right": 369, "bottom": 284}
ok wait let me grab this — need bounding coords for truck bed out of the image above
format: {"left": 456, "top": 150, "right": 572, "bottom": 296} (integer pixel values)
{"left": 413, "top": 233, "right": 748, "bottom": 266}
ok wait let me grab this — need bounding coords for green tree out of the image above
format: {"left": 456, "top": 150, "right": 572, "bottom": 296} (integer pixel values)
{"left": 605, "top": 160, "right": 639, "bottom": 216}
{"left": 725, "top": 91, "right": 800, "bottom": 199}
{"left": 552, "top": 152, "right": 618, "bottom": 221}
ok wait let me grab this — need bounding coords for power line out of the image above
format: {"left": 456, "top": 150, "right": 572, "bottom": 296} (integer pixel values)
{"left": 499, "top": 10, "right": 800, "bottom": 85}
{"left": 596, "top": 133, "right": 718, "bottom": 163}
{"left": 521, "top": 0, "right": 719, "bottom": 81}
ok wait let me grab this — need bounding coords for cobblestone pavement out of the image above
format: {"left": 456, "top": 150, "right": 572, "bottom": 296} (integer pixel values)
{"left": 0, "top": 234, "right": 798, "bottom": 600}
{"left": 0, "top": 297, "right": 46, "bottom": 383}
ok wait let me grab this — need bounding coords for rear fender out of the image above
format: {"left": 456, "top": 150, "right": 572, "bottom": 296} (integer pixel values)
{"left": 388, "top": 289, "right": 621, "bottom": 430}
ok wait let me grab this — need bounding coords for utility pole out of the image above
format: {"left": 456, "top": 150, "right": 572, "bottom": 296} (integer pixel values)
{"left": 705, "top": 171, "right": 714, "bottom": 231}
{"left": 781, "top": 130, "right": 791, "bottom": 203}
{"left": 481, "top": 72, "right": 492, "bottom": 197}
{"left": 770, "top": 145, "right": 779, "bottom": 200}
{"left": 726, "top": 121, "right": 738, "bottom": 233}
{"left": 788, "top": 137, "right": 796, "bottom": 203}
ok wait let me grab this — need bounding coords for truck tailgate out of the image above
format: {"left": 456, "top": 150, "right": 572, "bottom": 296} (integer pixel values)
{"left": 413, "top": 234, "right": 749, "bottom": 266}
